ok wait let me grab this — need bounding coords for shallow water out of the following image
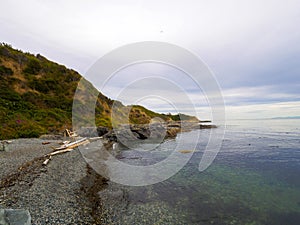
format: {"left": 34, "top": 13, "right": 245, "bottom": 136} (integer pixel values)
{"left": 98, "top": 119, "right": 300, "bottom": 225}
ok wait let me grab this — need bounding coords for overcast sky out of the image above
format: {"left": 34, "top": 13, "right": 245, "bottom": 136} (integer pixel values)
{"left": 1, "top": 0, "right": 300, "bottom": 120}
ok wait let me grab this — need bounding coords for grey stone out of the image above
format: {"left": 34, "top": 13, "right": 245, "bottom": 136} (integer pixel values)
{"left": 0, "top": 209, "right": 31, "bottom": 225}
{"left": 0, "top": 142, "right": 8, "bottom": 151}
{"left": 0, "top": 209, "right": 8, "bottom": 225}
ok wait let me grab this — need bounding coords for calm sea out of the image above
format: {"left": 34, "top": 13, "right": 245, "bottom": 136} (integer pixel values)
{"left": 97, "top": 119, "right": 300, "bottom": 225}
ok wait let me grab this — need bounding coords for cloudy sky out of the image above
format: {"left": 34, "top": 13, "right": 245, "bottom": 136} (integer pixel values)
{"left": 1, "top": 0, "right": 300, "bottom": 120}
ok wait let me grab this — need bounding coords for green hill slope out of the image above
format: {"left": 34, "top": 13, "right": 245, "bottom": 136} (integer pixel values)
{"left": 0, "top": 43, "right": 198, "bottom": 139}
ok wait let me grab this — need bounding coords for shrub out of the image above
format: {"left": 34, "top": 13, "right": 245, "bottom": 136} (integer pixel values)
{"left": 23, "top": 58, "right": 41, "bottom": 75}
{"left": 0, "top": 65, "right": 13, "bottom": 76}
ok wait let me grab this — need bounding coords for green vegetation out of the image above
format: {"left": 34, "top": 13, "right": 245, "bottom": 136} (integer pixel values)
{"left": 23, "top": 58, "right": 42, "bottom": 75}
{"left": 0, "top": 43, "right": 80, "bottom": 139}
{"left": 0, "top": 65, "right": 13, "bottom": 76}
{"left": 0, "top": 43, "right": 199, "bottom": 139}
{"left": 129, "top": 105, "right": 198, "bottom": 123}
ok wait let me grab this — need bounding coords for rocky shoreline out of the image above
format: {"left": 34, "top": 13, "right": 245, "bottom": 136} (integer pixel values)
{"left": 0, "top": 121, "right": 216, "bottom": 224}
{"left": 0, "top": 138, "right": 97, "bottom": 224}
{"left": 78, "top": 121, "right": 217, "bottom": 140}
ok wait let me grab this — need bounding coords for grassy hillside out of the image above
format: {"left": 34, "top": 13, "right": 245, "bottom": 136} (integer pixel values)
{"left": 0, "top": 43, "right": 198, "bottom": 139}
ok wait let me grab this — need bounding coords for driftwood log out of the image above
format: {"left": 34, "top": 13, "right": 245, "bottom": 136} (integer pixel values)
{"left": 54, "top": 138, "right": 88, "bottom": 150}
{"left": 43, "top": 138, "right": 90, "bottom": 166}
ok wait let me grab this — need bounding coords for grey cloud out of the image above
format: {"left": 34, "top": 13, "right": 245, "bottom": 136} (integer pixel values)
{"left": 1, "top": 0, "right": 300, "bottom": 119}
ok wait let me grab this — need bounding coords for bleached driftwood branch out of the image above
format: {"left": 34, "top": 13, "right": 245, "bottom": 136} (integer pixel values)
{"left": 54, "top": 138, "right": 88, "bottom": 150}
{"left": 42, "top": 156, "right": 52, "bottom": 166}
{"left": 43, "top": 138, "right": 90, "bottom": 166}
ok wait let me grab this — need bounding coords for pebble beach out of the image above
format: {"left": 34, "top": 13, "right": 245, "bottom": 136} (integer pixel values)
{"left": 0, "top": 138, "right": 97, "bottom": 224}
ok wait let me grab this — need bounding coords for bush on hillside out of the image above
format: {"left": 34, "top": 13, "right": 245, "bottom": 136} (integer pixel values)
{"left": 0, "top": 65, "right": 13, "bottom": 76}
{"left": 23, "top": 58, "right": 42, "bottom": 75}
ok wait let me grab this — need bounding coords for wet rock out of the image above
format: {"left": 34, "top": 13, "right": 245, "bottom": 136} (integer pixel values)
{"left": 199, "top": 124, "right": 217, "bottom": 129}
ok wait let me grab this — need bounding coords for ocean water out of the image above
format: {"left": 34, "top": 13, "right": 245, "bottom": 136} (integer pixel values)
{"left": 98, "top": 119, "right": 300, "bottom": 225}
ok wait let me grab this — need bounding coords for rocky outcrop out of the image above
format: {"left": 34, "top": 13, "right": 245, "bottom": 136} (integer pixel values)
{"left": 199, "top": 124, "right": 217, "bottom": 129}
{"left": 100, "top": 121, "right": 217, "bottom": 143}
{"left": 102, "top": 123, "right": 167, "bottom": 143}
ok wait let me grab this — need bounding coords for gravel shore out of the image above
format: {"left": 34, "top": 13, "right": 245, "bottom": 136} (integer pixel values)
{"left": 0, "top": 138, "right": 97, "bottom": 224}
